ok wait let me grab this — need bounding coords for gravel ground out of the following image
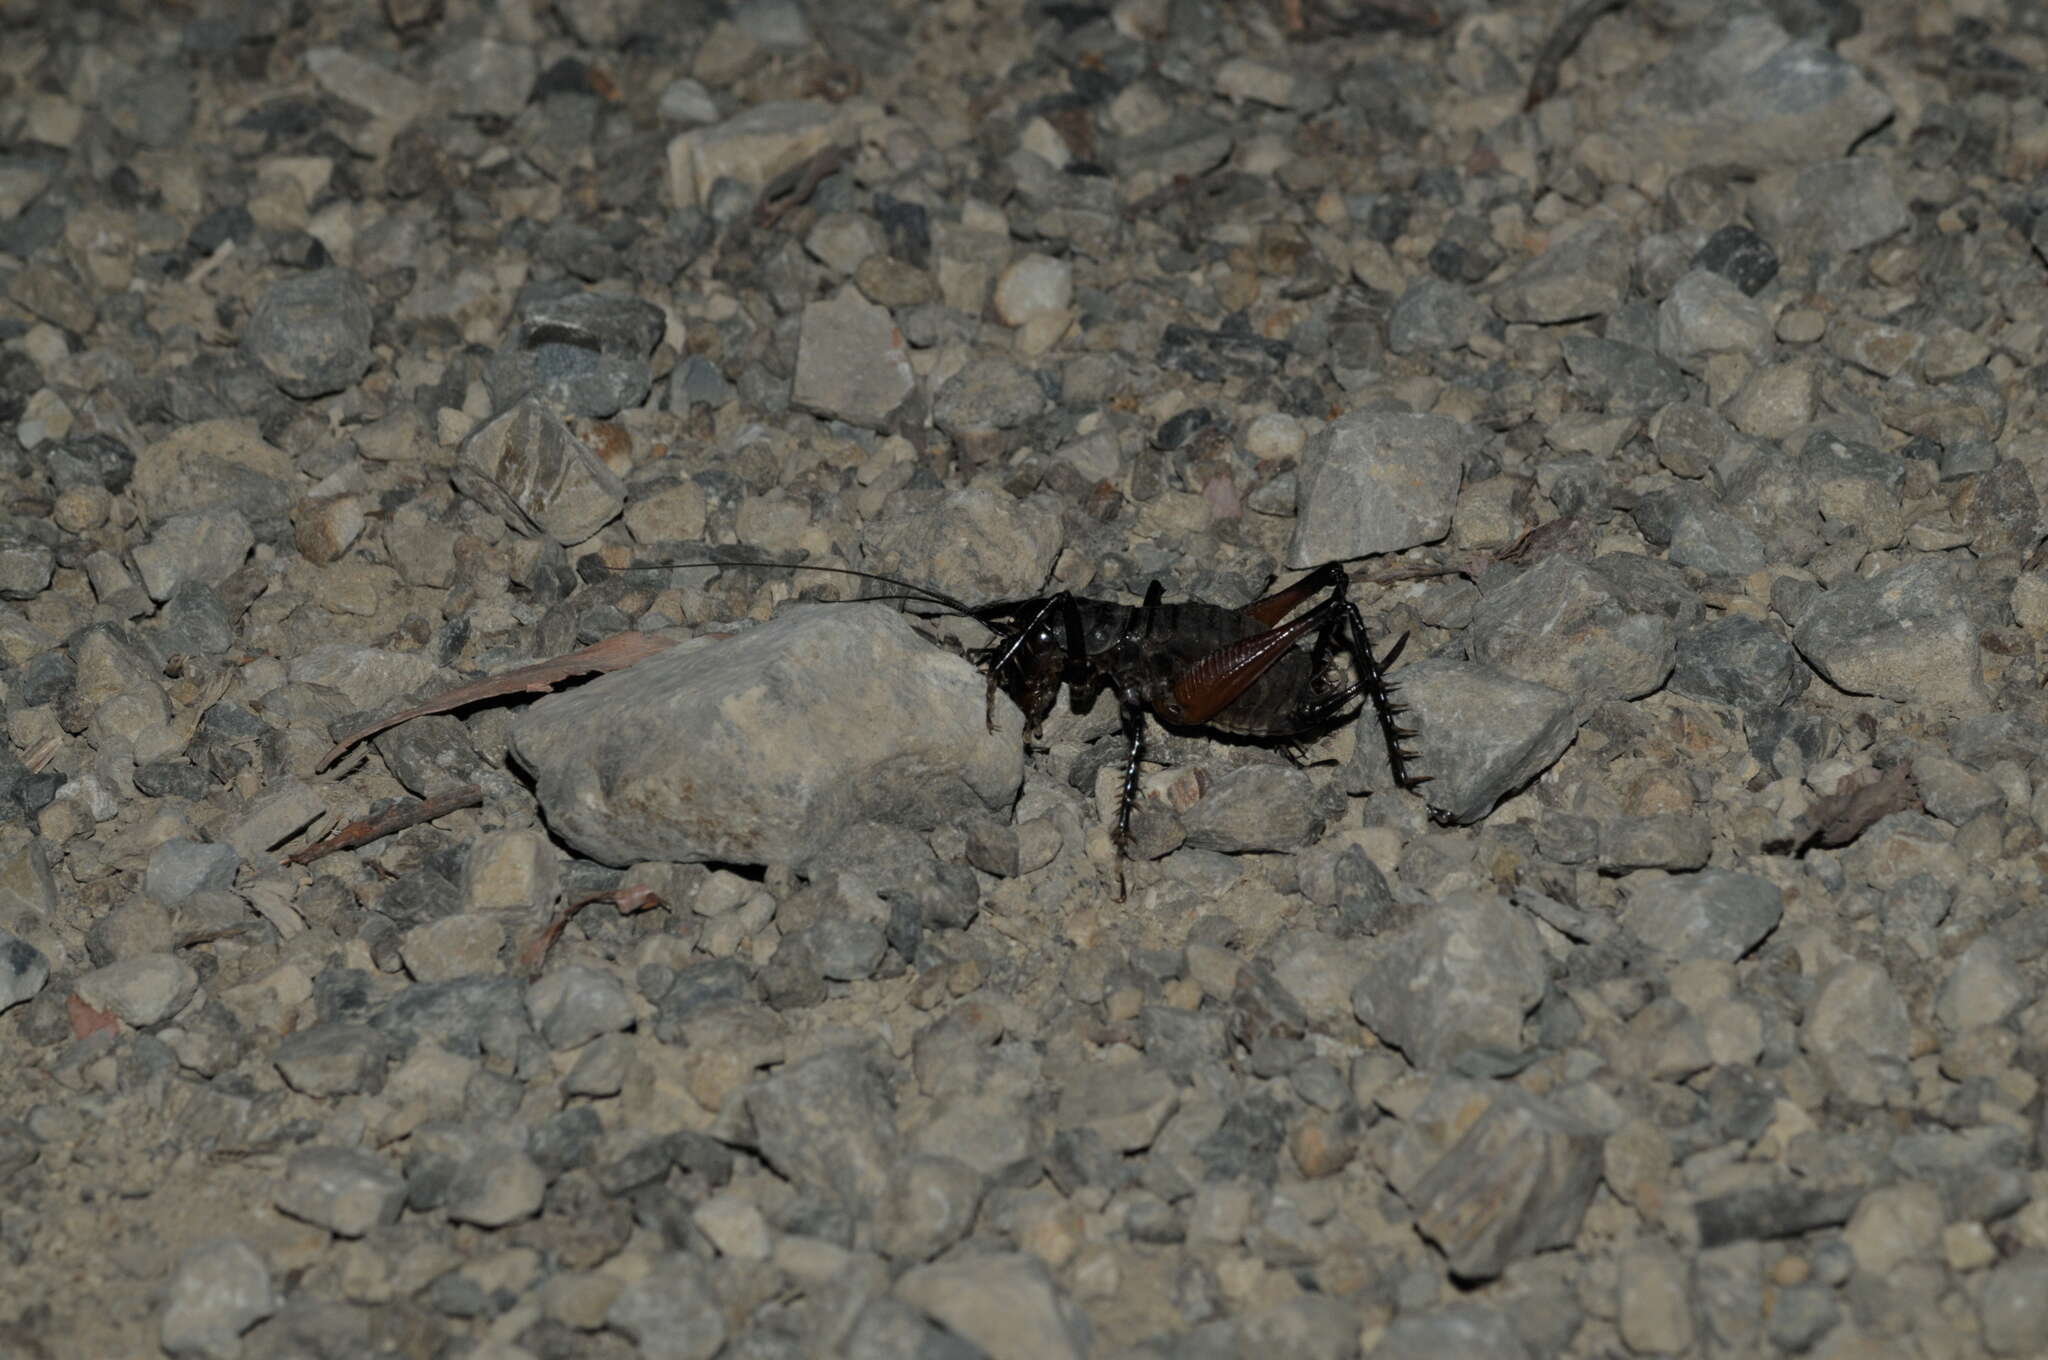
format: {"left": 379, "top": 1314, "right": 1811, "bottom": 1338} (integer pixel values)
{"left": 4, "top": 0, "right": 2048, "bottom": 1356}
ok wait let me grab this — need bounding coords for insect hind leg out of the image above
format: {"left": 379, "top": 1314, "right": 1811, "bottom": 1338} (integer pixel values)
{"left": 1338, "top": 594, "right": 1427, "bottom": 790}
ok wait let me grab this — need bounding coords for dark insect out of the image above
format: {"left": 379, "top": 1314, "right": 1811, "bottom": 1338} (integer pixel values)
{"left": 626, "top": 557, "right": 1431, "bottom": 898}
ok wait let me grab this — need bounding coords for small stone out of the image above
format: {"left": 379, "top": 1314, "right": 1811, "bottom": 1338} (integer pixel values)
{"left": 1561, "top": 336, "right": 1688, "bottom": 413}
{"left": 1827, "top": 314, "right": 1925, "bottom": 379}
{"left": 1692, "top": 224, "right": 1778, "bottom": 295}
{"left": 1598, "top": 814, "right": 1712, "bottom": 873}
{"left": 1803, "top": 959, "right": 1909, "bottom": 1104}
{"left": 792, "top": 288, "right": 916, "bottom": 430}
{"left": 453, "top": 396, "right": 627, "bottom": 546}
{"left": 1352, "top": 894, "right": 1546, "bottom": 1071}
{"left": 693, "top": 1188, "right": 773, "bottom": 1260}
{"left": 275, "top": 1146, "right": 406, "bottom": 1237}
{"left": 1980, "top": 1255, "right": 2048, "bottom": 1356}
{"left": 132, "top": 507, "right": 255, "bottom": 603}
{"left": 993, "top": 254, "right": 1073, "bottom": 327}
{"left": 606, "top": 1253, "right": 728, "bottom": 1360}
{"left": 1622, "top": 870, "right": 1783, "bottom": 965}
{"left": 226, "top": 781, "right": 326, "bottom": 862}
{"left": 1181, "top": 763, "right": 1321, "bottom": 852}
{"left": 1492, "top": 219, "right": 1630, "bottom": 323}
{"left": 1384, "top": 660, "right": 1575, "bottom": 824}
{"left": 1288, "top": 410, "right": 1471, "bottom": 565}
{"left": 145, "top": 840, "right": 239, "bottom": 905}
{"left": 243, "top": 268, "right": 375, "bottom": 398}
{"left": 527, "top": 964, "right": 635, "bottom": 1049}
{"left": 1792, "top": 559, "right": 1987, "bottom": 713}
{"left": 0, "top": 931, "right": 48, "bottom": 1014}
{"left": 1617, "top": 1237, "right": 1695, "bottom": 1354}
{"left": 1671, "top": 615, "right": 1802, "bottom": 709}
{"left": 1468, "top": 556, "right": 1675, "bottom": 709}
{"left": 1403, "top": 1084, "right": 1604, "bottom": 1280}
{"left": 398, "top": 915, "right": 505, "bottom": 984}
{"left": 1056, "top": 1062, "right": 1179, "bottom": 1153}
{"left": 658, "top": 77, "right": 720, "bottom": 126}
{"left": 1935, "top": 937, "right": 2029, "bottom": 1032}
{"left": 75, "top": 952, "right": 198, "bottom": 1027}
{"left": 1766, "top": 1284, "right": 1841, "bottom": 1352}
{"left": 1843, "top": 1181, "right": 1943, "bottom": 1279}
{"left": 1387, "top": 279, "right": 1494, "bottom": 354}
{"left": 430, "top": 37, "right": 536, "bottom": 118}
{"left": 1755, "top": 156, "right": 1910, "bottom": 257}
{"left": 1725, "top": 359, "right": 1816, "bottom": 439}
{"left": 895, "top": 1251, "right": 1087, "bottom": 1360}
{"left": 1658, "top": 269, "right": 1769, "bottom": 364}
{"left": 447, "top": 1148, "right": 545, "bottom": 1227}
{"left": 1369, "top": 1305, "right": 1530, "bottom": 1360}
{"left": 160, "top": 1239, "right": 278, "bottom": 1359}
{"left": 874, "top": 1155, "right": 982, "bottom": 1264}
{"left": 273, "top": 1024, "right": 391, "bottom": 1097}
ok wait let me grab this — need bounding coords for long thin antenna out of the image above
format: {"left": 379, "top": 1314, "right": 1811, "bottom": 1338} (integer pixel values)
{"left": 604, "top": 559, "right": 975, "bottom": 614}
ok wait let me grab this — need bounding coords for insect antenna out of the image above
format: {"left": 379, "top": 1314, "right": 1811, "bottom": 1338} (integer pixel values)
{"left": 600, "top": 558, "right": 979, "bottom": 617}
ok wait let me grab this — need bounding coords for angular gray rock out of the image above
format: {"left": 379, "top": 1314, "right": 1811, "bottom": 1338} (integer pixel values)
{"left": 793, "top": 287, "right": 917, "bottom": 429}
{"left": 160, "top": 1238, "right": 279, "bottom": 1359}
{"left": 860, "top": 487, "right": 1065, "bottom": 603}
{"left": 1491, "top": 219, "right": 1630, "bottom": 323}
{"left": 1180, "top": 763, "right": 1321, "bottom": 853}
{"left": 895, "top": 1251, "right": 1091, "bottom": 1360}
{"left": 1378, "top": 659, "right": 1575, "bottom": 825}
{"left": 514, "top": 605, "right": 1022, "bottom": 867}
{"left": 1613, "top": 18, "right": 1893, "bottom": 173}
{"left": 1351, "top": 894, "right": 1547, "bottom": 1070}
{"left": 242, "top": 268, "right": 375, "bottom": 398}
{"left": 274, "top": 1146, "right": 406, "bottom": 1237}
{"left": 1287, "top": 411, "right": 1470, "bottom": 566}
{"left": 741, "top": 1046, "right": 899, "bottom": 1216}
{"left": 526, "top": 965, "right": 635, "bottom": 1049}
{"left": 1792, "top": 560, "right": 1988, "bottom": 713}
{"left": 0, "top": 931, "right": 47, "bottom": 1014}
{"left": 1468, "top": 557, "right": 1675, "bottom": 708}
{"left": 606, "top": 1253, "right": 728, "bottom": 1360}
{"left": 1621, "top": 869, "right": 1783, "bottom": 964}
{"left": 452, "top": 396, "right": 627, "bottom": 546}
{"left": 1403, "top": 1084, "right": 1604, "bottom": 1280}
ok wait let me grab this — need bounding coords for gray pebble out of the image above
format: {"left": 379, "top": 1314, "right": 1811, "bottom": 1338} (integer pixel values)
{"left": 75, "top": 953, "right": 198, "bottom": 1027}
{"left": 273, "top": 1023, "right": 392, "bottom": 1098}
{"left": 274, "top": 1146, "right": 406, "bottom": 1237}
{"left": 242, "top": 268, "right": 374, "bottom": 398}
{"left": 526, "top": 965, "right": 635, "bottom": 1050}
{"left": 792, "top": 288, "right": 916, "bottom": 429}
{"left": 607, "top": 1252, "right": 729, "bottom": 1360}
{"left": 1181, "top": 762, "right": 1321, "bottom": 853}
{"left": 452, "top": 395, "right": 627, "bottom": 545}
{"left": 512, "top": 606, "right": 1022, "bottom": 867}
{"left": 1979, "top": 1253, "right": 2048, "bottom": 1357}
{"left": 1352, "top": 894, "right": 1546, "bottom": 1071}
{"left": 159, "top": 1238, "right": 278, "bottom": 1359}
{"left": 1287, "top": 410, "right": 1470, "bottom": 566}
{"left": 1792, "top": 560, "right": 1988, "bottom": 713}
{"left": 1370, "top": 1303, "right": 1531, "bottom": 1360}
{"left": 1468, "top": 556, "right": 1675, "bottom": 709}
{"left": 1670, "top": 616, "right": 1803, "bottom": 709}
{"left": 895, "top": 1251, "right": 1089, "bottom": 1360}
{"left": 1384, "top": 659, "right": 1575, "bottom": 825}
{"left": 1492, "top": 218, "right": 1630, "bottom": 323}
{"left": 145, "top": 839, "right": 239, "bottom": 905}
{"left": 0, "top": 930, "right": 48, "bottom": 1014}
{"left": 1621, "top": 869, "right": 1783, "bottom": 964}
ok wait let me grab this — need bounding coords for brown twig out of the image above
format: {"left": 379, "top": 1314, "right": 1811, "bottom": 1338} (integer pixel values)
{"left": 314, "top": 631, "right": 678, "bottom": 773}
{"left": 284, "top": 784, "right": 484, "bottom": 865}
{"left": 1526, "top": 0, "right": 1627, "bottom": 111}
{"left": 519, "top": 885, "right": 664, "bottom": 978}
{"left": 755, "top": 144, "right": 855, "bottom": 229}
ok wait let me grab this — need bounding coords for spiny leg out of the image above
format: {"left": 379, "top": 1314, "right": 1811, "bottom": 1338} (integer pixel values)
{"left": 1112, "top": 695, "right": 1146, "bottom": 902}
{"left": 1339, "top": 597, "right": 1426, "bottom": 790}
